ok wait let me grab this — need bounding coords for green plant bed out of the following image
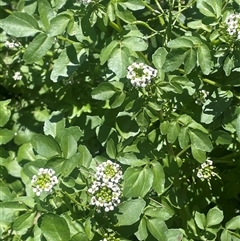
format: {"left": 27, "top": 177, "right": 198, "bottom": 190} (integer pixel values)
{"left": 0, "top": 0, "right": 240, "bottom": 240}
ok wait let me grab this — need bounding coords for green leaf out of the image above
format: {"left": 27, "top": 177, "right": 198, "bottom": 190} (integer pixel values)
{"left": 135, "top": 218, "right": 148, "bottom": 241}
{"left": 116, "top": 7, "right": 136, "bottom": 23}
{"left": 197, "top": 0, "right": 222, "bottom": 18}
{"left": 43, "top": 112, "right": 66, "bottom": 138}
{"left": 109, "top": 92, "right": 126, "bottom": 109}
{"left": 50, "top": 45, "right": 86, "bottom": 82}
{"left": 187, "top": 20, "right": 212, "bottom": 32}
{"left": 226, "top": 216, "right": 240, "bottom": 230}
{"left": 116, "top": 113, "right": 139, "bottom": 139}
{"left": 191, "top": 146, "right": 206, "bottom": 163}
{"left": 163, "top": 49, "right": 187, "bottom": 72}
{"left": 151, "top": 161, "right": 165, "bottom": 195}
{"left": 0, "top": 12, "right": 40, "bottom": 37}
{"left": 32, "top": 134, "right": 61, "bottom": 158}
{"left": 0, "top": 128, "right": 15, "bottom": 144}
{"left": 108, "top": 47, "right": 129, "bottom": 78}
{"left": 184, "top": 48, "right": 197, "bottom": 74}
{"left": 223, "top": 55, "right": 235, "bottom": 76}
{"left": 119, "top": 0, "right": 145, "bottom": 11}
{"left": 195, "top": 211, "right": 206, "bottom": 230}
{"left": 0, "top": 186, "right": 12, "bottom": 201}
{"left": 152, "top": 47, "right": 168, "bottom": 69}
{"left": 118, "top": 153, "right": 150, "bottom": 166}
{"left": 107, "top": 3, "right": 115, "bottom": 22}
{"left": 220, "top": 229, "right": 233, "bottom": 241}
{"left": 236, "top": 115, "right": 240, "bottom": 140}
{"left": 167, "top": 37, "right": 193, "bottom": 48}
{"left": 189, "top": 129, "right": 213, "bottom": 152}
{"left": 167, "top": 121, "right": 180, "bottom": 144}
{"left": 197, "top": 43, "right": 213, "bottom": 75}
{"left": 122, "top": 36, "right": 148, "bottom": 51}
{"left": 38, "top": 0, "right": 56, "bottom": 30}
{"left": 115, "top": 199, "right": 146, "bottom": 226}
{"left": 178, "top": 127, "right": 190, "bottom": 149}
{"left": 106, "top": 138, "right": 116, "bottom": 159}
{"left": 78, "top": 145, "right": 92, "bottom": 168}
{"left": 13, "top": 212, "right": 35, "bottom": 235}
{"left": 17, "top": 143, "right": 35, "bottom": 162}
{"left": 146, "top": 218, "right": 168, "bottom": 241}
{"left": 144, "top": 203, "right": 174, "bottom": 220}
{"left": 166, "top": 229, "right": 184, "bottom": 241}
{"left": 61, "top": 153, "right": 80, "bottom": 176}
{"left": 57, "top": 130, "right": 78, "bottom": 159}
{"left": 0, "top": 100, "right": 11, "bottom": 127}
{"left": 91, "top": 82, "right": 116, "bottom": 100}
{"left": 123, "top": 166, "right": 153, "bottom": 198}
{"left": 0, "top": 202, "right": 27, "bottom": 225}
{"left": 201, "top": 89, "right": 233, "bottom": 124}
{"left": 54, "top": 0, "right": 67, "bottom": 10}
{"left": 100, "top": 40, "right": 119, "bottom": 65}
{"left": 206, "top": 207, "right": 224, "bottom": 227}
{"left": 41, "top": 214, "right": 70, "bottom": 241}
{"left": 211, "top": 130, "right": 232, "bottom": 145}
{"left": 48, "top": 13, "right": 71, "bottom": 36}
{"left": 160, "top": 121, "right": 169, "bottom": 135}
{"left": 23, "top": 33, "right": 54, "bottom": 63}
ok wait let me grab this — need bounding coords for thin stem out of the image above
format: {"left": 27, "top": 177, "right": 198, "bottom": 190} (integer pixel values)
{"left": 148, "top": 197, "right": 163, "bottom": 206}
{"left": 154, "top": 0, "right": 164, "bottom": 14}
{"left": 137, "top": 52, "right": 151, "bottom": 65}
{"left": 140, "top": 0, "right": 161, "bottom": 14}
{"left": 132, "top": 20, "right": 158, "bottom": 33}
{"left": 63, "top": 191, "right": 89, "bottom": 209}
{"left": 109, "top": 21, "right": 121, "bottom": 32}
{"left": 57, "top": 36, "right": 79, "bottom": 45}
{"left": 202, "top": 77, "right": 222, "bottom": 87}
{"left": 176, "top": 144, "right": 191, "bottom": 158}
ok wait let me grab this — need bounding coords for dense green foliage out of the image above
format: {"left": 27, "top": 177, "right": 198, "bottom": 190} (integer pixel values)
{"left": 0, "top": 0, "right": 240, "bottom": 240}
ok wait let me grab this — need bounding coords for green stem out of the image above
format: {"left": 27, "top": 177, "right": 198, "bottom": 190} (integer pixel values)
{"left": 153, "top": 0, "right": 164, "bottom": 14}
{"left": 140, "top": 0, "right": 160, "bottom": 14}
{"left": 137, "top": 52, "right": 151, "bottom": 65}
{"left": 176, "top": 144, "right": 191, "bottom": 158}
{"left": 228, "top": 230, "right": 240, "bottom": 239}
{"left": 109, "top": 21, "right": 121, "bottom": 32}
{"left": 57, "top": 36, "right": 79, "bottom": 45}
{"left": 202, "top": 77, "right": 222, "bottom": 87}
{"left": 132, "top": 20, "right": 157, "bottom": 33}
{"left": 63, "top": 191, "right": 88, "bottom": 209}
{"left": 202, "top": 77, "right": 240, "bottom": 100}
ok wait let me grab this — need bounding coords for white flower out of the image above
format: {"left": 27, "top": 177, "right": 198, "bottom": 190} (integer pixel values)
{"left": 196, "top": 160, "right": 217, "bottom": 181}
{"left": 13, "top": 72, "right": 22, "bottom": 81}
{"left": 5, "top": 40, "right": 20, "bottom": 49}
{"left": 225, "top": 13, "right": 240, "bottom": 40}
{"left": 31, "top": 168, "right": 58, "bottom": 196}
{"left": 194, "top": 89, "right": 208, "bottom": 105}
{"left": 78, "top": 0, "right": 92, "bottom": 5}
{"left": 88, "top": 160, "right": 122, "bottom": 212}
{"left": 127, "top": 62, "right": 157, "bottom": 88}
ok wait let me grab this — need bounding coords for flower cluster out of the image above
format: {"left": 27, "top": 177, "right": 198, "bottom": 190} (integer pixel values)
{"left": 126, "top": 62, "right": 157, "bottom": 88}
{"left": 77, "top": 0, "right": 92, "bottom": 5}
{"left": 13, "top": 71, "right": 22, "bottom": 81}
{"left": 100, "top": 232, "right": 120, "bottom": 241}
{"left": 225, "top": 13, "right": 240, "bottom": 40}
{"left": 31, "top": 168, "right": 58, "bottom": 196}
{"left": 5, "top": 40, "right": 20, "bottom": 49}
{"left": 193, "top": 90, "right": 208, "bottom": 105}
{"left": 88, "top": 160, "right": 122, "bottom": 212}
{"left": 197, "top": 160, "right": 217, "bottom": 181}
